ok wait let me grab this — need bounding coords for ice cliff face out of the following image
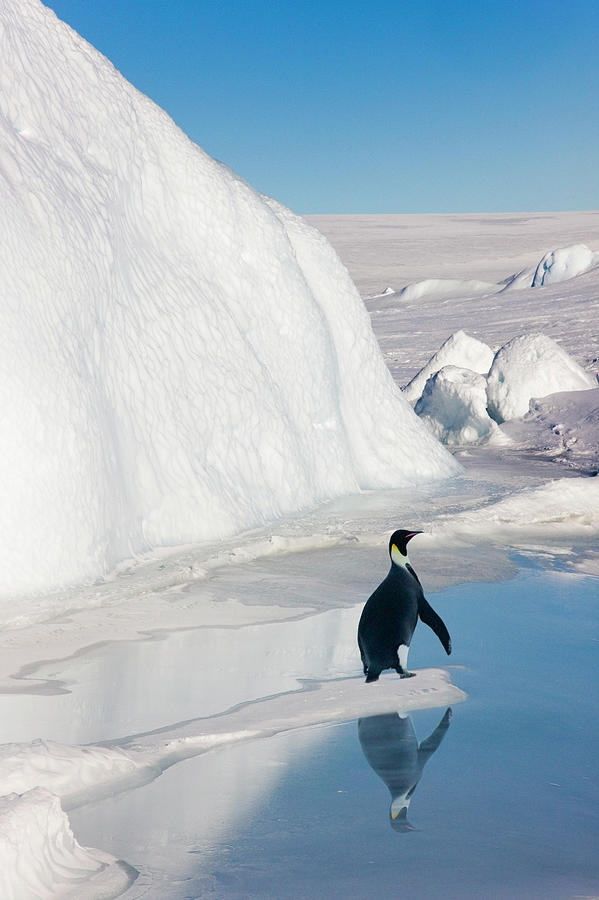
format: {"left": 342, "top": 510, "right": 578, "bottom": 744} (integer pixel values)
{"left": 0, "top": 0, "right": 458, "bottom": 597}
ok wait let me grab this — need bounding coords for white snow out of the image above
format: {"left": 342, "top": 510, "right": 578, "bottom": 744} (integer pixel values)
{"left": 502, "top": 388, "right": 599, "bottom": 472}
{"left": 310, "top": 212, "right": 599, "bottom": 296}
{"left": 398, "top": 278, "right": 498, "bottom": 302}
{"left": 0, "top": 788, "right": 135, "bottom": 899}
{"left": 433, "top": 474, "right": 599, "bottom": 541}
{"left": 414, "top": 366, "right": 506, "bottom": 446}
{"left": 0, "top": 740, "right": 140, "bottom": 800}
{"left": 486, "top": 333, "right": 597, "bottom": 423}
{"left": 362, "top": 241, "right": 598, "bottom": 301}
{"left": 403, "top": 330, "right": 495, "bottom": 402}
{"left": 0, "top": 0, "right": 457, "bottom": 600}
{"left": 406, "top": 329, "right": 597, "bottom": 445}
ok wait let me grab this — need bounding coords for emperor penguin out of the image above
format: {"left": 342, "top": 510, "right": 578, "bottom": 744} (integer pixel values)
{"left": 357, "top": 529, "right": 451, "bottom": 682}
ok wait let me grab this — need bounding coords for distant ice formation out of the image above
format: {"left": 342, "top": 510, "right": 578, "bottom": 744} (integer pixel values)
{"left": 403, "top": 330, "right": 495, "bottom": 402}
{"left": 531, "top": 244, "right": 599, "bottom": 287}
{"left": 408, "top": 331, "right": 597, "bottom": 443}
{"left": 0, "top": 0, "right": 458, "bottom": 597}
{"left": 415, "top": 366, "right": 505, "bottom": 446}
{"left": 398, "top": 278, "right": 497, "bottom": 302}
{"left": 379, "top": 243, "right": 599, "bottom": 302}
{"left": 486, "top": 334, "right": 597, "bottom": 422}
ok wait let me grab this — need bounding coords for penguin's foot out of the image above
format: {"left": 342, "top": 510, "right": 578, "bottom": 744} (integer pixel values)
{"left": 400, "top": 671, "right": 415, "bottom": 679}
{"left": 365, "top": 671, "right": 380, "bottom": 683}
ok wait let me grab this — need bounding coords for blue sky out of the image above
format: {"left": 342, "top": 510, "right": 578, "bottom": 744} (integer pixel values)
{"left": 46, "top": 0, "right": 598, "bottom": 214}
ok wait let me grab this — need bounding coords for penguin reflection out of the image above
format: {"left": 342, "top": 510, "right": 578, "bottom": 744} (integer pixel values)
{"left": 358, "top": 708, "right": 452, "bottom": 832}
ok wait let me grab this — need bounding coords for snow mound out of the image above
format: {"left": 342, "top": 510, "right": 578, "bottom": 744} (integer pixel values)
{"left": 415, "top": 366, "right": 506, "bottom": 446}
{"left": 403, "top": 330, "right": 495, "bottom": 403}
{"left": 398, "top": 278, "right": 498, "bottom": 303}
{"left": 531, "top": 244, "right": 599, "bottom": 287}
{"left": 0, "top": 1, "right": 458, "bottom": 599}
{"left": 487, "top": 334, "right": 597, "bottom": 423}
{"left": 0, "top": 788, "right": 136, "bottom": 899}
{"left": 501, "top": 243, "right": 599, "bottom": 291}
{"left": 0, "top": 739, "right": 140, "bottom": 800}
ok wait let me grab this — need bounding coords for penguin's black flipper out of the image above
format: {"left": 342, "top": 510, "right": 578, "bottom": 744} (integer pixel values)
{"left": 418, "top": 596, "right": 451, "bottom": 655}
{"left": 418, "top": 708, "right": 452, "bottom": 760}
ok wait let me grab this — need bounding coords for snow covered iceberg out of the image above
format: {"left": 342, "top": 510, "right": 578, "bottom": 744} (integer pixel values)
{"left": 487, "top": 334, "right": 597, "bottom": 422}
{"left": 531, "top": 244, "right": 599, "bottom": 287}
{"left": 403, "top": 330, "right": 495, "bottom": 403}
{"left": 501, "top": 243, "right": 599, "bottom": 291}
{"left": 0, "top": 0, "right": 459, "bottom": 598}
{"left": 410, "top": 331, "right": 597, "bottom": 445}
{"left": 415, "top": 366, "right": 505, "bottom": 446}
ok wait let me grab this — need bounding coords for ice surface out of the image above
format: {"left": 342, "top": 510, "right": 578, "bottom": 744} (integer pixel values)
{"left": 415, "top": 366, "right": 506, "bottom": 446}
{"left": 403, "top": 330, "right": 495, "bottom": 402}
{"left": 432, "top": 474, "right": 599, "bottom": 541}
{"left": 487, "top": 333, "right": 597, "bottom": 422}
{"left": 0, "top": 788, "right": 135, "bottom": 899}
{"left": 502, "top": 388, "right": 599, "bottom": 473}
{"left": 0, "top": 0, "right": 458, "bottom": 600}
{"left": 0, "top": 671, "right": 465, "bottom": 808}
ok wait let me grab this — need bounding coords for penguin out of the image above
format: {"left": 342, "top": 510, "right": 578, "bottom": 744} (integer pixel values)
{"left": 358, "top": 708, "right": 452, "bottom": 832}
{"left": 357, "top": 529, "right": 451, "bottom": 682}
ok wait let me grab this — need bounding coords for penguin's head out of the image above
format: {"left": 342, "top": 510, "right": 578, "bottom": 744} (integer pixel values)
{"left": 389, "top": 529, "right": 422, "bottom": 566}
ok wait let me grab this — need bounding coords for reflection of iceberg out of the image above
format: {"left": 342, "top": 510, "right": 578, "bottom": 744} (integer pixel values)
{"left": 358, "top": 708, "right": 452, "bottom": 832}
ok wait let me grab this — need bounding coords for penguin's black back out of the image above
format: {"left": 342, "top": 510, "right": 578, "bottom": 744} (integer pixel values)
{"left": 358, "top": 565, "right": 421, "bottom": 674}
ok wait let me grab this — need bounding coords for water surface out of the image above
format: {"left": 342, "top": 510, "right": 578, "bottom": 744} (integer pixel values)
{"left": 68, "top": 562, "right": 598, "bottom": 898}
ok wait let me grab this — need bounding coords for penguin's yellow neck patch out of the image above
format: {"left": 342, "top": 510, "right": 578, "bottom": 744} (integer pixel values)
{"left": 391, "top": 544, "right": 409, "bottom": 567}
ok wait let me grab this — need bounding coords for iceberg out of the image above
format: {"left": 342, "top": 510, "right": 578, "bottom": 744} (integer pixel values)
{"left": 0, "top": 0, "right": 458, "bottom": 598}
{"left": 415, "top": 366, "right": 505, "bottom": 446}
{"left": 403, "top": 330, "right": 495, "bottom": 403}
{"left": 487, "top": 333, "right": 597, "bottom": 423}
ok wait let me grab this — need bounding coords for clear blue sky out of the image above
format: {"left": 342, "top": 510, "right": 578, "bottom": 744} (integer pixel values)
{"left": 46, "top": 0, "right": 598, "bottom": 214}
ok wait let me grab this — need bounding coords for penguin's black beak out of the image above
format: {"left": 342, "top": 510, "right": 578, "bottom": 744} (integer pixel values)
{"left": 405, "top": 531, "right": 423, "bottom": 543}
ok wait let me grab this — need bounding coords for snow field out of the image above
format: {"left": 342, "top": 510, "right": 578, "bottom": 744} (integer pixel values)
{"left": 366, "top": 241, "right": 599, "bottom": 301}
